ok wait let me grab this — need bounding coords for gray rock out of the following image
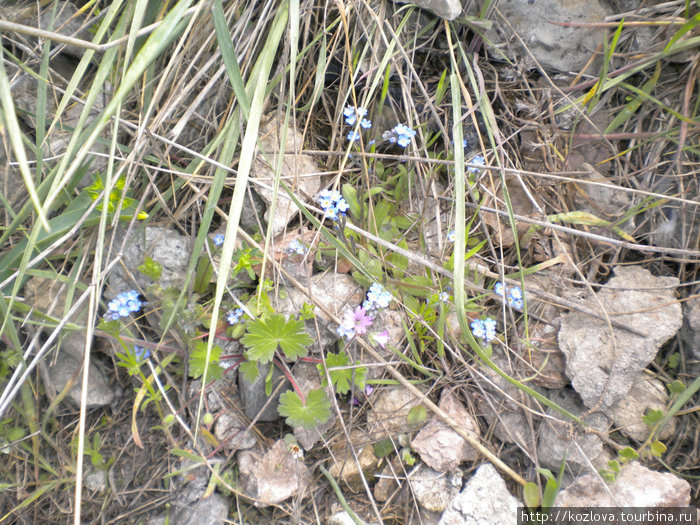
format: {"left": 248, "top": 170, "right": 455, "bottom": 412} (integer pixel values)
{"left": 41, "top": 332, "right": 116, "bottom": 408}
{"left": 485, "top": 0, "right": 610, "bottom": 73}
{"left": 393, "top": 0, "right": 462, "bottom": 20}
{"left": 329, "top": 430, "right": 379, "bottom": 491}
{"left": 214, "top": 412, "right": 256, "bottom": 452}
{"left": 238, "top": 363, "right": 288, "bottom": 422}
{"left": 373, "top": 458, "right": 403, "bottom": 502}
{"left": 410, "top": 465, "right": 462, "bottom": 513}
{"left": 367, "top": 386, "right": 425, "bottom": 439}
{"left": 439, "top": 463, "right": 519, "bottom": 525}
{"left": 537, "top": 389, "right": 612, "bottom": 476}
{"left": 682, "top": 294, "right": 700, "bottom": 363}
{"left": 328, "top": 511, "right": 367, "bottom": 525}
{"left": 555, "top": 461, "right": 691, "bottom": 507}
{"left": 474, "top": 352, "right": 534, "bottom": 451}
{"left": 252, "top": 119, "right": 322, "bottom": 237}
{"left": 292, "top": 362, "right": 336, "bottom": 450}
{"left": 412, "top": 392, "right": 479, "bottom": 472}
{"left": 607, "top": 376, "right": 676, "bottom": 442}
{"left": 238, "top": 439, "right": 309, "bottom": 507}
{"left": 107, "top": 226, "right": 191, "bottom": 296}
{"left": 34, "top": 2, "right": 94, "bottom": 59}
{"left": 558, "top": 266, "right": 682, "bottom": 409}
{"left": 166, "top": 477, "right": 230, "bottom": 525}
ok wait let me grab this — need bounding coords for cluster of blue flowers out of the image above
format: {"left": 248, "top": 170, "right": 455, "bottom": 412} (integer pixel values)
{"left": 362, "top": 282, "right": 393, "bottom": 312}
{"left": 134, "top": 345, "right": 150, "bottom": 361}
{"left": 343, "top": 106, "right": 371, "bottom": 142}
{"left": 468, "top": 155, "right": 486, "bottom": 173}
{"left": 212, "top": 233, "right": 224, "bottom": 247}
{"left": 383, "top": 124, "right": 417, "bottom": 148}
{"left": 285, "top": 239, "right": 307, "bottom": 255}
{"left": 106, "top": 290, "right": 143, "bottom": 320}
{"left": 316, "top": 189, "right": 349, "bottom": 221}
{"left": 471, "top": 317, "right": 497, "bottom": 345}
{"left": 495, "top": 282, "right": 524, "bottom": 310}
{"left": 227, "top": 308, "right": 244, "bottom": 325}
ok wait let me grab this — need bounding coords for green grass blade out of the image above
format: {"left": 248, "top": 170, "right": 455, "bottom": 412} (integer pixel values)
{"left": 0, "top": 47, "right": 49, "bottom": 231}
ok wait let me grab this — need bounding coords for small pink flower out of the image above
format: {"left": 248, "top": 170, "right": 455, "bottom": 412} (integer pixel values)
{"left": 371, "top": 330, "right": 390, "bottom": 348}
{"left": 351, "top": 306, "right": 373, "bottom": 335}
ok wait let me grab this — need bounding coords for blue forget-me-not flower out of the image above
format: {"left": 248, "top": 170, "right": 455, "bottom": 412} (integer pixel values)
{"left": 471, "top": 317, "right": 497, "bottom": 345}
{"left": 495, "top": 282, "right": 524, "bottom": 310}
{"left": 316, "top": 189, "right": 349, "bottom": 221}
{"left": 468, "top": 155, "right": 486, "bottom": 173}
{"left": 227, "top": 308, "right": 244, "bottom": 325}
{"left": 106, "top": 290, "right": 143, "bottom": 320}
{"left": 213, "top": 233, "right": 224, "bottom": 247}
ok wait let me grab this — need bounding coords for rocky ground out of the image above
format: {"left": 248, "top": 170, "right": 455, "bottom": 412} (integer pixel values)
{"left": 0, "top": 0, "right": 699, "bottom": 523}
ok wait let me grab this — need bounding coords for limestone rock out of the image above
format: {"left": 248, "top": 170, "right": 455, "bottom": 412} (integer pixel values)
{"left": 439, "top": 463, "right": 519, "bottom": 525}
{"left": 367, "top": 386, "right": 425, "bottom": 439}
{"left": 238, "top": 439, "right": 309, "bottom": 507}
{"left": 410, "top": 465, "right": 462, "bottom": 513}
{"left": 252, "top": 119, "right": 322, "bottom": 237}
{"left": 555, "top": 461, "right": 691, "bottom": 507}
{"left": 484, "top": 0, "right": 610, "bottom": 73}
{"left": 329, "top": 430, "right": 379, "bottom": 491}
{"left": 558, "top": 266, "right": 682, "bottom": 409}
{"left": 607, "top": 376, "right": 676, "bottom": 442}
{"left": 537, "top": 389, "right": 612, "bottom": 476}
{"left": 393, "top": 0, "right": 462, "bottom": 20}
{"left": 411, "top": 392, "right": 479, "bottom": 472}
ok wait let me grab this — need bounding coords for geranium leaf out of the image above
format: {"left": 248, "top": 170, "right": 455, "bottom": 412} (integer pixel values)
{"left": 188, "top": 340, "right": 223, "bottom": 382}
{"left": 278, "top": 388, "right": 331, "bottom": 429}
{"left": 241, "top": 314, "right": 312, "bottom": 363}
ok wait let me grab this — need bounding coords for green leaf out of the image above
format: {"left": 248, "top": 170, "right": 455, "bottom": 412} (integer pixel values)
{"left": 668, "top": 380, "right": 685, "bottom": 395}
{"left": 523, "top": 482, "right": 540, "bottom": 509}
{"left": 239, "top": 360, "right": 259, "bottom": 383}
{"left": 137, "top": 256, "right": 163, "bottom": 281}
{"left": 194, "top": 256, "right": 213, "bottom": 295}
{"left": 650, "top": 440, "right": 666, "bottom": 458}
{"left": 667, "top": 352, "right": 680, "bottom": 369}
{"left": 320, "top": 352, "right": 366, "bottom": 395}
{"left": 278, "top": 388, "right": 331, "bottom": 429}
{"left": 407, "top": 405, "right": 426, "bottom": 426}
{"left": 241, "top": 313, "right": 312, "bottom": 364}
{"left": 608, "top": 459, "right": 621, "bottom": 474}
{"left": 642, "top": 408, "right": 664, "bottom": 429}
{"left": 188, "top": 341, "right": 224, "bottom": 382}
{"left": 542, "top": 478, "right": 559, "bottom": 509}
{"left": 373, "top": 437, "right": 394, "bottom": 459}
{"left": 618, "top": 447, "right": 639, "bottom": 460}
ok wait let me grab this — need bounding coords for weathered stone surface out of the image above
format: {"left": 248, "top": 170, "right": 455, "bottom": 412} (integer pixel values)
{"left": 475, "top": 352, "right": 534, "bottom": 451}
{"left": 393, "top": 0, "right": 462, "bottom": 20}
{"left": 107, "top": 226, "right": 191, "bottom": 295}
{"left": 484, "top": 0, "right": 610, "bottom": 73}
{"left": 329, "top": 430, "right": 379, "bottom": 491}
{"left": 42, "top": 332, "right": 116, "bottom": 408}
{"left": 238, "top": 439, "right": 309, "bottom": 507}
{"left": 252, "top": 120, "right": 322, "bottom": 237}
{"left": 410, "top": 465, "right": 462, "bottom": 513}
{"left": 537, "top": 389, "right": 612, "bottom": 475}
{"left": 558, "top": 266, "right": 681, "bottom": 409}
{"left": 162, "top": 476, "right": 230, "bottom": 525}
{"left": 238, "top": 364, "right": 288, "bottom": 422}
{"left": 607, "top": 376, "right": 676, "bottom": 442}
{"left": 555, "top": 461, "right": 691, "bottom": 507}
{"left": 439, "top": 463, "right": 519, "bottom": 525}
{"left": 411, "top": 392, "right": 479, "bottom": 472}
{"left": 367, "top": 386, "right": 425, "bottom": 439}
{"left": 214, "top": 412, "right": 256, "bottom": 452}
{"left": 373, "top": 458, "right": 403, "bottom": 502}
